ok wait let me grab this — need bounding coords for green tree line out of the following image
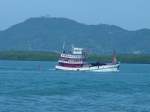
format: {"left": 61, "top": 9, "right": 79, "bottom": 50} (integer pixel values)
{"left": 0, "top": 51, "right": 150, "bottom": 63}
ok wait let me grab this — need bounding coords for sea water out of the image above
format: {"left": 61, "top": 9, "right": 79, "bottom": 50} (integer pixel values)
{"left": 0, "top": 60, "right": 150, "bottom": 112}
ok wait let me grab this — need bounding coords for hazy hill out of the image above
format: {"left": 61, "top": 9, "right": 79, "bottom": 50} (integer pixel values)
{"left": 0, "top": 17, "right": 150, "bottom": 54}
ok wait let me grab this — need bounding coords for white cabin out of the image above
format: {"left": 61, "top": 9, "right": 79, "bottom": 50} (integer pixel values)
{"left": 72, "top": 48, "right": 84, "bottom": 55}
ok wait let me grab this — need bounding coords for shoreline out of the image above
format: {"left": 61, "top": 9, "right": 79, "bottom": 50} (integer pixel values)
{"left": 0, "top": 51, "right": 150, "bottom": 64}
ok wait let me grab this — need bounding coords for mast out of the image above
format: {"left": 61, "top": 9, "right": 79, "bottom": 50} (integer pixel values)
{"left": 112, "top": 50, "right": 117, "bottom": 64}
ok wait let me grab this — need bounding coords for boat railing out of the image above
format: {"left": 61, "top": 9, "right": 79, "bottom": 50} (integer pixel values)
{"left": 61, "top": 53, "right": 84, "bottom": 59}
{"left": 58, "top": 60, "right": 84, "bottom": 64}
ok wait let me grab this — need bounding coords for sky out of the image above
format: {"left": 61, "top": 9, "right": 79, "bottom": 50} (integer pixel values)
{"left": 0, "top": 0, "right": 149, "bottom": 30}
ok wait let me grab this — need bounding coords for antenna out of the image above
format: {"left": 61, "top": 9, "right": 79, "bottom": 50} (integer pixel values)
{"left": 63, "top": 42, "right": 65, "bottom": 50}
{"left": 62, "top": 42, "right": 66, "bottom": 53}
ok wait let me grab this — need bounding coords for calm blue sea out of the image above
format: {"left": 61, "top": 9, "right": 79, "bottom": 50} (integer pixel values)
{"left": 0, "top": 60, "right": 150, "bottom": 112}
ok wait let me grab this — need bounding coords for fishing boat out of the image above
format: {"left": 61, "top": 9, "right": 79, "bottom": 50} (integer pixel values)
{"left": 55, "top": 47, "right": 120, "bottom": 72}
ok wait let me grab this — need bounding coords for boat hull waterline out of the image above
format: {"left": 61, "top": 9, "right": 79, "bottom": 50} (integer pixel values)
{"left": 56, "top": 64, "right": 120, "bottom": 72}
